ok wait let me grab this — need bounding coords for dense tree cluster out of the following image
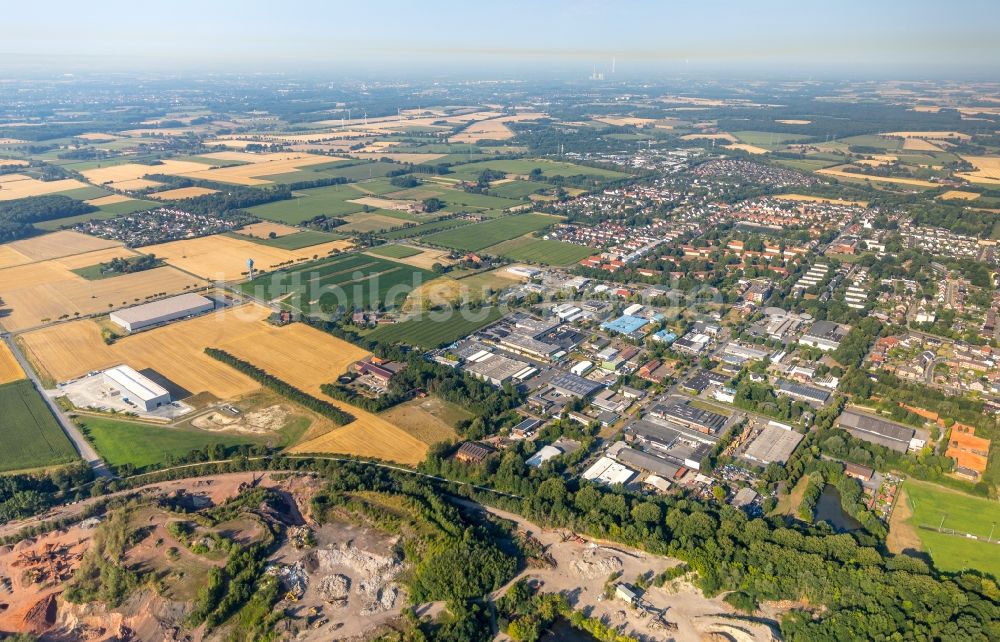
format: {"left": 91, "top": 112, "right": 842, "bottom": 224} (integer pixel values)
{"left": 0, "top": 195, "right": 97, "bottom": 242}
{"left": 204, "top": 348, "right": 354, "bottom": 425}
{"left": 0, "top": 463, "right": 93, "bottom": 523}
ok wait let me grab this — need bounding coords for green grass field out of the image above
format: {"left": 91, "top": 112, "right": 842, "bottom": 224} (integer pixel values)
{"left": 771, "top": 158, "right": 842, "bottom": 172}
{"left": 488, "top": 180, "right": 547, "bottom": 199}
{"left": 0, "top": 380, "right": 77, "bottom": 472}
{"left": 837, "top": 134, "right": 903, "bottom": 151}
{"left": 54, "top": 185, "right": 113, "bottom": 200}
{"left": 902, "top": 479, "right": 1000, "bottom": 578}
{"left": 227, "top": 229, "right": 344, "bottom": 250}
{"left": 422, "top": 213, "right": 558, "bottom": 251}
{"left": 247, "top": 184, "right": 367, "bottom": 223}
{"left": 241, "top": 252, "right": 435, "bottom": 313}
{"left": 378, "top": 217, "right": 474, "bottom": 240}
{"left": 435, "top": 188, "right": 522, "bottom": 211}
{"left": 482, "top": 237, "right": 595, "bottom": 265}
{"left": 77, "top": 416, "right": 259, "bottom": 470}
{"left": 446, "top": 158, "right": 627, "bottom": 182}
{"left": 367, "top": 244, "right": 422, "bottom": 259}
{"left": 732, "top": 131, "right": 813, "bottom": 146}
{"left": 366, "top": 307, "right": 504, "bottom": 348}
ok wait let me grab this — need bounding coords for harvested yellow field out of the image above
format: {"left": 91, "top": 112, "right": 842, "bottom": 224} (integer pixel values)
{"left": 938, "top": 190, "right": 981, "bottom": 201}
{"left": 0, "top": 175, "right": 89, "bottom": 201}
{"left": 21, "top": 304, "right": 427, "bottom": 464}
{"left": 290, "top": 239, "right": 354, "bottom": 258}
{"left": 6, "top": 231, "right": 119, "bottom": 261}
{"left": 19, "top": 308, "right": 261, "bottom": 398}
{"left": 144, "top": 234, "right": 305, "bottom": 280}
{"left": 198, "top": 151, "right": 314, "bottom": 163}
{"left": 956, "top": 156, "right": 1000, "bottom": 185}
{"left": 81, "top": 160, "right": 210, "bottom": 185}
{"left": 595, "top": 116, "right": 656, "bottom": 127}
{"left": 0, "top": 341, "right": 25, "bottom": 384}
{"left": 148, "top": 186, "right": 219, "bottom": 200}
{"left": 288, "top": 420, "right": 427, "bottom": 465}
{"left": 0, "top": 159, "right": 29, "bottom": 166}
{"left": 171, "top": 153, "right": 341, "bottom": 186}
{"left": 728, "top": 144, "right": 769, "bottom": 154}
{"left": 816, "top": 166, "right": 938, "bottom": 188}
{"left": 775, "top": 119, "right": 812, "bottom": 124}
{"left": 857, "top": 155, "right": 898, "bottom": 167}
{"left": 0, "top": 251, "right": 205, "bottom": 332}
{"left": 239, "top": 221, "right": 301, "bottom": 238}
{"left": 338, "top": 214, "right": 410, "bottom": 234}
{"left": 902, "top": 138, "right": 943, "bottom": 151}
{"left": 111, "top": 178, "right": 163, "bottom": 191}
{"left": 347, "top": 152, "right": 446, "bottom": 164}
{"left": 0, "top": 246, "right": 29, "bottom": 269}
{"left": 450, "top": 120, "right": 514, "bottom": 144}
{"left": 85, "top": 194, "right": 132, "bottom": 206}
{"left": 774, "top": 194, "right": 869, "bottom": 207}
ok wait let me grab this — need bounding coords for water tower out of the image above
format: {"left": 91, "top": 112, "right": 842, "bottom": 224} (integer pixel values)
{"left": 247, "top": 258, "right": 255, "bottom": 280}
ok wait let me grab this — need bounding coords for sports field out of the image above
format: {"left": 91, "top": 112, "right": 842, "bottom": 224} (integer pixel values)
{"left": 366, "top": 306, "right": 504, "bottom": 349}
{"left": 482, "top": 236, "right": 595, "bottom": 265}
{"left": 0, "top": 379, "right": 77, "bottom": 472}
{"left": 77, "top": 416, "right": 258, "bottom": 470}
{"left": 240, "top": 252, "right": 435, "bottom": 314}
{"left": 896, "top": 479, "right": 1000, "bottom": 578}
{"left": 422, "top": 213, "right": 558, "bottom": 251}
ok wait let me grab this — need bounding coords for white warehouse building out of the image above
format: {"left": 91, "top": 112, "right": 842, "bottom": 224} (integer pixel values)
{"left": 103, "top": 365, "right": 171, "bottom": 411}
{"left": 110, "top": 293, "right": 214, "bottom": 332}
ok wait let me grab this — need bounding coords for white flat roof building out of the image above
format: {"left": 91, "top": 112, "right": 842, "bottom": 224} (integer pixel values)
{"left": 110, "top": 293, "right": 214, "bottom": 332}
{"left": 103, "top": 365, "right": 171, "bottom": 411}
{"left": 582, "top": 456, "right": 636, "bottom": 486}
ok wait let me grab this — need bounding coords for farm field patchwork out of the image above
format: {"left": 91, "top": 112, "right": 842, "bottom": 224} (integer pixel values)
{"left": 421, "top": 213, "right": 558, "bottom": 251}
{"left": 246, "top": 184, "right": 368, "bottom": 223}
{"left": 896, "top": 479, "right": 1000, "bottom": 578}
{"left": 148, "top": 186, "right": 219, "bottom": 200}
{"left": 77, "top": 416, "right": 259, "bottom": 470}
{"left": 482, "top": 236, "right": 595, "bottom": 265}
{"left": 240, "top": 251, "right": 435, "bottom": 314}
{"left": 365, "top": 244, "right": 422, "bottom": 259}
{"left": 445, "top": 158, "right": 627, "bottom": 182}
{"left": 0, "top": 245, "right": 206, "bottom": 332}
{"left": 0, "top": 175, "right": 91, "bottom": 201}
{"left": 0, "top": 379, "right": 77, "bottom": 472}
{"left": 226, "top": 229, "right": 344, "bottom": 250}
{"left": 143, "top": 233, "right": 348, "bottom": 280}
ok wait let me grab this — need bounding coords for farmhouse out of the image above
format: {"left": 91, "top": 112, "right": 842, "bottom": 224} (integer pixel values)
{"left": 103, "top": 364, "right": 171, "bottom": 411}
{"left": 455, "top": 442, "right": 492, "bottom": 464}
{"left": 110, "top": 293, "right": 214, "bottom": 332}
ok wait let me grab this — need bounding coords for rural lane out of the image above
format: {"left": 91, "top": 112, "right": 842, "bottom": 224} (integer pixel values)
{"left": 2, "top": 333, "right": 112, "bottom": 478}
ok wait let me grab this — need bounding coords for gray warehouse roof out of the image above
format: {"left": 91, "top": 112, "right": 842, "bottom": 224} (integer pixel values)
{"left": 549, "top": 372, "right": 603, "bottom": 398}
{"left": 742, "top": 425, "right": 804, "bottom": 464}
{"left": 837, "top": 410, "right": 914, "bottom": 452}
{"left": 616, "top": 447, "right": 683, "bottom": 478}
{"left": 111, "top": 293, "right": 214, "bottom": 326}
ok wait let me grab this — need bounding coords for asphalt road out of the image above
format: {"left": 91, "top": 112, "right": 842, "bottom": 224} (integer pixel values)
{"left": 2, "top": 333, "right": 112, "bottom": 478}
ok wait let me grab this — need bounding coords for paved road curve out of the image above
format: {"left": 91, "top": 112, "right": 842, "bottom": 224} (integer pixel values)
{"left": 2, "top": 333, "right": 112, "bottom": 478}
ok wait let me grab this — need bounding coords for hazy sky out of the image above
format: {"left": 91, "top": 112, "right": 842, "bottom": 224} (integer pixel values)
{"left": 3, "top": 0, "right": 999, "bottom": 77}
